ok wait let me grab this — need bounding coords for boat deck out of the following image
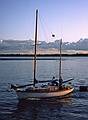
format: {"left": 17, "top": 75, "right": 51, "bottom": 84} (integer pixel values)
{"left": 17, "top": 85, "right": 72, "bottom": 93}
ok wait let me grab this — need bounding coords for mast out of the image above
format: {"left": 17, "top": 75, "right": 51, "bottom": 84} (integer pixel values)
{"left": 34, "top": 9, "right": 38, "bottom": 87}
{"left": 59, "top": 39, "right": 63, "bottom": 89}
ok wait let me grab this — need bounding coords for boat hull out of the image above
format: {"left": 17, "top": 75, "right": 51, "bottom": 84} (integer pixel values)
{"left": 16, "top": 88, "right": 74, "bottom": 100}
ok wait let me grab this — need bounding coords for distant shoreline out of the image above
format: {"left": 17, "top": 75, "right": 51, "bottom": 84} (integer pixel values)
{"left": 0, "top": 53, "right": 88, "bottom": 57}
{"left": 0, "top": 53, "right": 88, "bottom": 60}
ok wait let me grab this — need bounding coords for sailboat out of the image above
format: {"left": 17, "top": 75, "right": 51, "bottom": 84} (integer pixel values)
{"left": 11, "top": 9, "right": 74, "bottom": 100}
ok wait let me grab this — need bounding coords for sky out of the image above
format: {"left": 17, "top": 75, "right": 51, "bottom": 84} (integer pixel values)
{"left": 0, "top": 0, "right": 88, "bottom": 42}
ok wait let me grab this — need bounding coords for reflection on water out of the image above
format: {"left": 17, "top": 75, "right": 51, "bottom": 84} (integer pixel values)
{"left": 11, "top": 95, "right": 72, "bottom": 120}
{"left": 0, "top": 57, "right": 88, "bottom": 120}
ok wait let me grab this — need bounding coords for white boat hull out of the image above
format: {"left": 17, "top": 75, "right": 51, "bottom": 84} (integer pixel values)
{"left": 16, "top": 88, "right": 74, "bottom": 100}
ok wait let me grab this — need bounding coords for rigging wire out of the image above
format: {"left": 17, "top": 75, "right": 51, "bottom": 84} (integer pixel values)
{"left": 38, "top": 13, "right": 54, "bottom": 43}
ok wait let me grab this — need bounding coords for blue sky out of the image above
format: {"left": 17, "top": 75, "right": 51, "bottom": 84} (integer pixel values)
{"left": 0, "top": 0, "right": 88, "bottom": 42}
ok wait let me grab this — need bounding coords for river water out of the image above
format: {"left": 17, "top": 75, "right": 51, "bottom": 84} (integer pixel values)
{"left": 0, "top": 57, "right": 88, "bottom": 120}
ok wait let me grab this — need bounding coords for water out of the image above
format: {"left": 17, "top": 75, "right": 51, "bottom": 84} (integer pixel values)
{"left": 0, "top": 57, "right": 88, "bottom": 120}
